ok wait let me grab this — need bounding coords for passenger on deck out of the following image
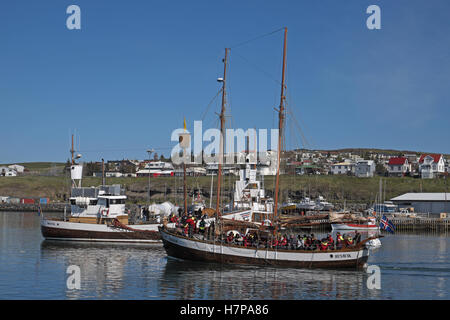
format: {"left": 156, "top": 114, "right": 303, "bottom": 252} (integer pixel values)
{"left": 336, "top": 232, "right": 344, "bottom": 249}
{"left": 353, "top": 231, "right": 361, "bottom": 244}
{"left": 199, "top": 218, "right": 206, "bottom": 234}
{"left": 279, "top": 236, "right": 288, "bottom": 248}
{"left": 327, "top": 234, "right": 334, "bottom": 249}
{"left": 345, "top": 235, "right": 354, "bottom": 247}
{"left": 297, "top": 235, "right": 304, "bottom": 249}
{"left": 320, "top": 238, "right": 329, "bottom": 251}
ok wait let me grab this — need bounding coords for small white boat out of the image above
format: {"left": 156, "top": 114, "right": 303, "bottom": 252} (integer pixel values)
{"left": 41, "top": 151, "right": 165, "bottom": 243}
{"left": 331, "top": 217, "right": 380, "bottom": 231}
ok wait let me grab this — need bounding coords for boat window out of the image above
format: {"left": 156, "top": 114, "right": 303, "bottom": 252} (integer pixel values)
{"left": 70, "top": 199, "right": 76, "bottom": 205}
{"left": 110, "top": 199, "right": 125, "bottom": 205}
{"left": 89, "top": 199, "right": 98, "bottom": 205}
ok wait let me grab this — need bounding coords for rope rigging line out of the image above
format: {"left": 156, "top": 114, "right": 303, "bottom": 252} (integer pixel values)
{"left": 229, "top": 27, "right": 285, "bottom": 50}
{"left": 231, "top": 51, "right": 282, "bottom": 86}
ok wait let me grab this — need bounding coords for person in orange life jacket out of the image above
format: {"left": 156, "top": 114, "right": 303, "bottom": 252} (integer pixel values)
{"left": 336, "top": 232, "right": 344, "bottom": 249}
{"left": 304, "top": 236, "right": 311, "bottom": 249}
{"left": 320, "top": 238, "right": 329, "bottom": 251}
{"left": 280, "top": 236, "right": 287, "bottom": 248}
{"left": 327, "top": 234, "right": 334, "bottom": 249}
{"left": 183, "top": 222, "right": 189, "bottom": 236}
{"left": 271, "top": 238, "right": 278, "bottom": 248}
{"left": 243, "top": 235, "right": 250, "bottom": 247}
{"left": 345, "top": 235, "right": 354, "bottom": 247}
{"left": 186, "top": 215, "right": 196, "bottom": 232}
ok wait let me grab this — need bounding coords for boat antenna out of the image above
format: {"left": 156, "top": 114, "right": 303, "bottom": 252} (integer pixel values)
{"left": 71, "top": 134, "right": 75, "bottom": 165}
{"left": 273, "top": 27, "right": 288, "bottom": 231}
{"left": 184, "top": 118, "right": 188, "bottom": 215}
{"left": 102, "top": 158, "right": 105, "bottom": 186}
{"left": 215, "top": 48, "right": 229, "bottom": 219}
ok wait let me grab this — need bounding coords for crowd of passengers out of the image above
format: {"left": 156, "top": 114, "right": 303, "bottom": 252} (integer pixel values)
{"left": 168, "top": 213, "right": 362, "bottom": 251}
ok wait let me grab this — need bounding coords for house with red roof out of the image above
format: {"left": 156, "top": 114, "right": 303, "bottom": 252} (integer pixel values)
{"left": 387, "top": 157, "right": 411, "bottom": 177}
{"left": 418, "top": 154, "right": 445, "bottom": 179}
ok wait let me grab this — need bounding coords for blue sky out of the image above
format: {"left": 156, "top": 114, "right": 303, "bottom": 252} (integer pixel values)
{"left": 1, "top": 0, "right": 449, "bottom": 163}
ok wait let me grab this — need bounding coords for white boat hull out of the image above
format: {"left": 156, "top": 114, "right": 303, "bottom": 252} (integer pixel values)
{"left": 331, "top": 223, "right": 380, "bottom": 231}
{"left": 41, "top": 219, "right": 164, "bottom": 243}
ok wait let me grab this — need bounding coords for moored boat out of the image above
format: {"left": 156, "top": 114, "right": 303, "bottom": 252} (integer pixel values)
{"left": 331, "top": 217, "right": 379, "bottom": 231}
{"left": 40, "top": 141, "right": 165, "bottom": 243}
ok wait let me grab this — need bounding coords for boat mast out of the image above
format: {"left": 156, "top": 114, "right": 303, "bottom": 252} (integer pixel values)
{"left": 215, "top": 48, "right": 229, "bottom": 218}
{"left": 273, "top": 27, "right": 288, "bottom": 226}
{"left": 183, "top": 119, "right": 188, "bottom": 215}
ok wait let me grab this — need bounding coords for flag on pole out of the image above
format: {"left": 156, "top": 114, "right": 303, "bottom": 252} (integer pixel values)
{"left": 380, "top": 215, "right": 395, "bottom": 233}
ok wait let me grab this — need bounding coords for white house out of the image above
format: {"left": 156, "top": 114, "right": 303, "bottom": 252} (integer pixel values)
{"left": 387, "top": 157, "right": 411, "bottom": 177}
{"left": 0, "top": 167, "right": 17, "bottom": 177}
{"left": 330, "top": 162, "right": 355, "bottom": 175}
{"left": 419, "top": 154, "right": 445, "bottom": 179}
{"left": 355, "top": 160, "right": 375, "bottom": 177}
{"left": 105, "top": 172, "right": 123, "bottom": 178}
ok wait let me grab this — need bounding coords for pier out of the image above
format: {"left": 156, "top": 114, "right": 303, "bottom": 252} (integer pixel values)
{"left": 385, "top": 216, "right": 450, "bottom": 232}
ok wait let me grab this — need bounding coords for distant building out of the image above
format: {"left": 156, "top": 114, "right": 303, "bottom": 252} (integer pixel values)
{"left": 0, "top": 167, "right": 17, "bottom": 177}
{"left": 205, "top": 163, "right": 239, "bottom": 176}
{"left": 391, "top": 193, "right": 450, "bottom": 215}
{"left": 105, "top": 172, "right": 123, "bottom": 178}
{"left": 419, "top": 154, "right": 445, "bottom": 179}
{"left": 295, "top": 164, "right": 320, "bottom": 175}
{"left": 403, "top": 154, "right": 418, "bottom": 164}
{"left": 355, "top": 160, "right": 375, "bottom": 177}
{"left": 8, "top": 164, "right": 25, "bottom": 173}
{"left": 330, "top": 162, "right": 354, "bottom": 175}
{"left": 387, "top": 157, "right": 411, "bottom": 177}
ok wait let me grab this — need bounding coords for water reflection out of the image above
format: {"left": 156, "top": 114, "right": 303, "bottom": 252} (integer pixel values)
{"left": 1, "top": 211, "right": 449, "bottom": 299}
{"left": 40, "top": 241, "right": 165, "bottom": 299}
{"left": 160, "top": 257, "right": 367, "bottom": 300}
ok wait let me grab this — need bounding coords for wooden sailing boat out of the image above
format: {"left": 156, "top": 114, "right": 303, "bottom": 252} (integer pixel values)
{"left": 159, "top": 28, "right": 379, "bottom": 269}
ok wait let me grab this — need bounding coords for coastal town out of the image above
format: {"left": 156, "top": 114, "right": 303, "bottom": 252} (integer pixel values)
{"left": 1, "top": 148, "right": 449, "bottom": 220}
{"left": 3, "top": 148, "right": 446, "bottom": 179}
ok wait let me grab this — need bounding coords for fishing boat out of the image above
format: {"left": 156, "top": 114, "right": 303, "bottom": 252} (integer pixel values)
{"left": 296, "top": 197, "right": 317, "bottom": 211}
{"left": 159, "top": 28, "right": 381, "bottom": 269}
{"left": 315, "top": 196, "right": 334, "bottom": 211}
{"left": 40, "top": 141, "right": 165, "bottom": 243}
{"left": 331, "top": 216, "right": 379, "bottom": 231}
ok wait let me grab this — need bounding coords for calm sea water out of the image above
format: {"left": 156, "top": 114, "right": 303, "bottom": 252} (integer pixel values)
{"left": 0, "top": 211, "right": 449, "bottom": 300}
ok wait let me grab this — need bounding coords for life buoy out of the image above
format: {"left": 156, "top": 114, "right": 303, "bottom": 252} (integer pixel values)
{"left": 101, "top": 208, "right": 109, "bottom": 216}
